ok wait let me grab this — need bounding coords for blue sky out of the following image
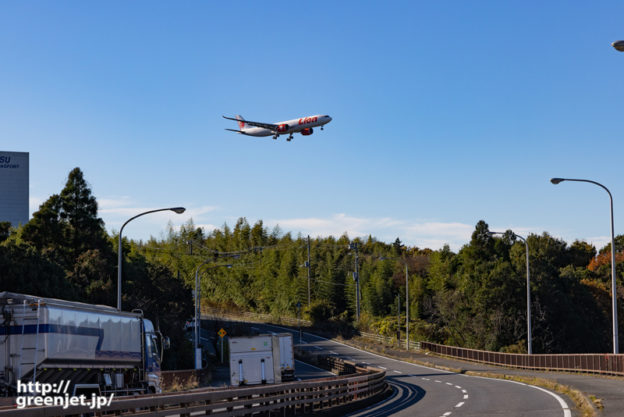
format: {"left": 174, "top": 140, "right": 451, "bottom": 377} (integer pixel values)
{"left": 2, "top": 1, "right": 624, "bottom": 251}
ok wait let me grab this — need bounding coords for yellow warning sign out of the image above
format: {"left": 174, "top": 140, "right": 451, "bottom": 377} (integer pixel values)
{"left": 218, "top": 328, "right": 227, "bottom": 338}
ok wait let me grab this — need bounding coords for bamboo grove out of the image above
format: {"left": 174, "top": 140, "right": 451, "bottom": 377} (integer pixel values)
{"left": 1, "top": 168, "right": 623, "bottom": 367}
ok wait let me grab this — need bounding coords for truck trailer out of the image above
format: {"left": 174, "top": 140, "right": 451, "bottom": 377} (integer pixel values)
{"left": 275, "top": 333, "right": 295, "bottom": 381}
{"left": 0, "top": 292, "right": 166, "bottom": 396}
{"left": 228, "top": 333, "right": 295, "bottom": 386}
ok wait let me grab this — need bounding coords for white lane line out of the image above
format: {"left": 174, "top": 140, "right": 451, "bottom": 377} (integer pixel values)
{"left": 455, "top": 402, "right": 464, "bottom": 408}
{"left": 435, "top": 380, "right": 442, "bottom": 383}
{"left": 379, "top": 366, "right": 387, "bottom": 370}
{"left": 463, "top": 374, "right": 570, "bottom": 417}
{"left": 463, "top": 394, "right": 469, "bottom": 399}
{"left": 455, "top": 385, "right": 462, "bottom": 389}
{"left": 393, "top": 370, "right": 402, "bottom": 374}
{"left": 443, "top": 412, "right": 452, "bottom": 416}
{"left": 531, "top": 385, "right": 572, "bottom": 417}
{"left": 446, "top": 382, "right": 453, "bottom": 386}
{"left": 329, "top": 350, "right": 338, "bottom": 355}
{"left": 422, "top": 378, "right": 430, "bottom": 381}
{"left": 462, "top": 389, "right": 467, "bottom": 393}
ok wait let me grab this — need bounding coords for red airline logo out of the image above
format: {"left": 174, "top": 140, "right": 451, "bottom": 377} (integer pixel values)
{"left": 298, "top": 116, "right": 318, "bottom": 125}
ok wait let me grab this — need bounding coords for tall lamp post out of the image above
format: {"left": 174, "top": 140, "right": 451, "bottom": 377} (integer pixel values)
{"left": 551, "top": 177, "right": 619, "bottom": 354}
{"left": 194, "top": 262, "right": 232, "bottom": 369}
{"left": 488, "top": 231, "right": 532, "bottom": 354}
{"left": 117, "top": 207, "right": 185, "bottom": 311}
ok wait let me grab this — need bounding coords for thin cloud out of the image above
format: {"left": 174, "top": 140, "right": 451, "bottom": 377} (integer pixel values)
{"left": 267, "top": 214, "right": 477, "bottom": 251}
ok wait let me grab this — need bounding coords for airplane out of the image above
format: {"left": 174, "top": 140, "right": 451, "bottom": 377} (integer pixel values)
{"left": 223, "top": 114, "right": 332, "bottom": 141}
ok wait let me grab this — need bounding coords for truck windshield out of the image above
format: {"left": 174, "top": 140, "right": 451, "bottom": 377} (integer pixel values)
{"left": 145, "top": 334, "right": 161, "bottom": 363}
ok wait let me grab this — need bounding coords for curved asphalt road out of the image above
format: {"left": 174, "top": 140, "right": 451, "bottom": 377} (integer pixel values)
{"left": 250, "top": 322, "right": 573, "bottom": 417}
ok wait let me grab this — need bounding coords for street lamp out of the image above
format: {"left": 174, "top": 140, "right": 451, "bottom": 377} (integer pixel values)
{"left": 550, "top": 177, "right": 619, "bottom": 354}
{"left": 488, "top": 231, "right": 532, "bottom": 354}
{"left": 117, "top": 207, "right": 185, "bottom": 311}
{"left": 194, "top": 262, "right": 232, "bottom": 369}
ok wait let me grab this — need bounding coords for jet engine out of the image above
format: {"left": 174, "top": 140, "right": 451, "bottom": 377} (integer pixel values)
{"left": 300, "top": 128, "right": 314, "bottom": 136}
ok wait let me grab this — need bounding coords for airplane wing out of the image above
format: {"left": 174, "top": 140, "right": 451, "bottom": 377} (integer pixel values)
{"left": 222, "top": 115, "right": 278, "bottom": 131}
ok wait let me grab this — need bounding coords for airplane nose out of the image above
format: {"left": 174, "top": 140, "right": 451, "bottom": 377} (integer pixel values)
{"left": 327, "top": 115, "right": 332, "bottom": 122}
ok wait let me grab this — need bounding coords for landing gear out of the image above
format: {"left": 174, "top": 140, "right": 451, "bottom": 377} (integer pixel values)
{"left": 320, "top": 126, "right": 324, "bottom": 130}
{"left": 287, "top": 134, "right": 293, "bottom": 141}
{"left": 273, "top": 134, "right": 278, "bottom": 140}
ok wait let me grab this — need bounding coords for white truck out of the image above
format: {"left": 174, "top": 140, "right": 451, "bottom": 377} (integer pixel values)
{"left": 228, "top": 333, "right": 295, "bottom": 386}
{"left": 0, "top": 292, "right": 168, "bottom": 396}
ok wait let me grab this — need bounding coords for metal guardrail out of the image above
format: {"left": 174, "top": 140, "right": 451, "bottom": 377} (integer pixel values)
{"left": 0, "top": 361, "right": 386, "bottom": 416}
{"left": 421, "top": 341, "right": 624, "bottom": 376}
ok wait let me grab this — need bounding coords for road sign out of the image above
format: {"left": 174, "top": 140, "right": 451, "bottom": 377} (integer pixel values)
{"left": 218, "top": 328, "right": 227, "bottom": 338}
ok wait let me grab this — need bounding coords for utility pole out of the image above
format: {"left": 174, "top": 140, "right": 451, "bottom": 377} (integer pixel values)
{"left": 396, "top": 295, "right": 401, "bottom": 344}
{"left": 405, "top": 263, "right": 409, "bottom": 350}
{"left": 350, "top": 242, "right": 360, "bottom": 321}
{"left": 307, "top": 235, "right": 311, "bottom": 307}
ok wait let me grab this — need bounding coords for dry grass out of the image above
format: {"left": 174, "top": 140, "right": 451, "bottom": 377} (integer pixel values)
{"left": 165, "top": 374, "right": 199, "bottom": 392}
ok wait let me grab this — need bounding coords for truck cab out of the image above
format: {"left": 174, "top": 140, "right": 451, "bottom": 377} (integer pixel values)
{"left": 142, "top": 319, "right": 163, "bottom": 393}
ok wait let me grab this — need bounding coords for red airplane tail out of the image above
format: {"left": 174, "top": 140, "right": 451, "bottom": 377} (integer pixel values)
{"left": 235, "top": 115, "right": 246, "bottom": 130}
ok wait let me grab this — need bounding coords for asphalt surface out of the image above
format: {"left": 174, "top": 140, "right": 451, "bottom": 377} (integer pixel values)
{"left": 249, "top": 322, "right": 576, "bottom": 417}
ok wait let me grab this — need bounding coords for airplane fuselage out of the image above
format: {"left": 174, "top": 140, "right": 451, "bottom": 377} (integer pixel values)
{"left": 243, "top": 115, "right": 332, "bottom": 136}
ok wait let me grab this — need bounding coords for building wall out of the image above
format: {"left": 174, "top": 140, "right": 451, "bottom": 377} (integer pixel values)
{"left": 0, "top": 151, "right": 29, "bottom": 227}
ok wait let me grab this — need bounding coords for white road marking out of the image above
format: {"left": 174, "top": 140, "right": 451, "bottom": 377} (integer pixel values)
{"left": 455, "top": 402, "right": 464, "bottom": 408}
{"left": 435, "top": 380, "right": 442, "bottom": 383}
{"left": 329, "top": 350, "right": 338, "bottom": 355}
{"left": 248, "top": 323, "right": 571, "bottom": 417}
{"left": 422, "top": 378, "right": 430, "bottom": 381}
{"left": 393, "top": 370, "right": 402, "bottom": 374}
{"left": 446, "top": 382, "right": 453, "bottom": 386}
{"left": 462, "top": 389, "right": 467, "bottom": 393}
{"left": 455, "top": 385, "right": 461, "bottom": 389}
{"left": 251, "top": 326, "right": 260, "bottom": 331}
{"left": 379, "top": 366, "right": 387, "bottom": 370}
{"left": 531, "top": 385, "right": 572, "bottom": 417}
{"left": 463, "top": 375, "right": 571, "bottom": 417}
{"left": 463, "top": 394, "right": 469, "bottom": 399}
{"left": 443, "top": 412, "right": 452, "bottom": 416}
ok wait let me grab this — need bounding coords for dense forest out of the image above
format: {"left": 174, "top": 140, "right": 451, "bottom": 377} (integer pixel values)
{"left": 2, "top": 168, "right": 623, "bottom": 367}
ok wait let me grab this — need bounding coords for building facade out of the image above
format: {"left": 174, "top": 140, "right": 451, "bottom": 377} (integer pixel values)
{"left": 0, "top": 151, "right": 29, "bottom": 227}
